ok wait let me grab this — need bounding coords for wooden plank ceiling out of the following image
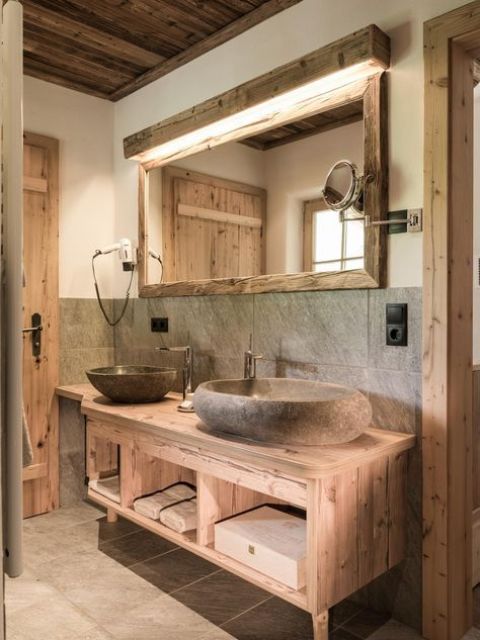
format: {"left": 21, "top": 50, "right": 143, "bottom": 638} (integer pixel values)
{"left": 241, "top": 100, "right": 364, "bottom": 150}
{"left": 18, "top": 0, "right": 303, "bottom": 101}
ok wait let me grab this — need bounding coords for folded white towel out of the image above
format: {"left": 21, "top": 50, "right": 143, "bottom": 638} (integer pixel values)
{"left": 160, "top": 498, "right": 197, "bottom": 533}
{"left": 89, "top": 475, "right": 120, "bottom": 503}
{"left": 133, "top": 483, "right": 196, "bottom": 520}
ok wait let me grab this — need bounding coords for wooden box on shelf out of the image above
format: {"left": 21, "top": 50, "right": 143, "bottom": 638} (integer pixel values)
{"left": 214, "top": 505, "right": 306, "bottom": 590}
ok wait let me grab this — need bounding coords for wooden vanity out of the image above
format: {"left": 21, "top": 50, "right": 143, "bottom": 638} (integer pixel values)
{"left": 57, "top": 383, "right": 415, "bottom": 640}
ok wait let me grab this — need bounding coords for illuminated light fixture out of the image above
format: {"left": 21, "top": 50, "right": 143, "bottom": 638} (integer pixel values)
{"left": 133, "top": 60, "right": 383, "bottom": 169}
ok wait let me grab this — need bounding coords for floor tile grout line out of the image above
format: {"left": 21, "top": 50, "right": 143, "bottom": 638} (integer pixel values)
{"left": 23, "top": 512, "right": 105, "bottom": 535}
{"left": 125, "top": 545, "right": 181, "bottom": 569}
{"left": 97, "top": 527, "right": 176, "bottom": 549}
{"left": 336, "top": 617, "right": 386, "bottom": 640}
{"left": 335, "top": 607, "right": 372, "bottom": 631}
{"left": 218, "top": 594, "right": 274, "bottom": 629}
{"left": 168, "top": 568, "right": 224, "bottom": 596}
{"left": 8, "top": 570, "right": 109, "bottom": 639}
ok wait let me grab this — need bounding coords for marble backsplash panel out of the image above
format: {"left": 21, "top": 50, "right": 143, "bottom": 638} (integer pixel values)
{"left": 113, "top": 288, "right": 421, "bottom": 436}
{"left": 59, "top": 298, "right": 115, "bottom": 385}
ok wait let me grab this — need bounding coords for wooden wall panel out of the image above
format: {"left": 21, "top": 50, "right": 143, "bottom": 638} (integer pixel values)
{"left": 422, "top": 5, "right": 480, "bottom": 636}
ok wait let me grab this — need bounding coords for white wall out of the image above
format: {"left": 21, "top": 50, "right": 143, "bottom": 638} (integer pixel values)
{"left": 113, "top": 0, "right": 471, "bottom": 295}
{"left": 264, "top": 120, "right": 363, "bottom": 273}
{"left": 24, "top": 76, "right": 116, "bottom": 298}
{"left": 172, "top": 142, "right": 266, "bottom": 188}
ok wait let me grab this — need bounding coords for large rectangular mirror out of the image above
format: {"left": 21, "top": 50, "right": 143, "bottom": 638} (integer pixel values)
{"left": 132, "top": 28, "right": 389, "bottom": 297}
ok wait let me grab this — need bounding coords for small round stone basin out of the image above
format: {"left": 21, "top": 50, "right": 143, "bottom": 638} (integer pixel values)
{"left": 194, "top": 378, "right": 372, "bottom": 445}
{"left": 86, "top": 365, "right": 177, "bottom": 404}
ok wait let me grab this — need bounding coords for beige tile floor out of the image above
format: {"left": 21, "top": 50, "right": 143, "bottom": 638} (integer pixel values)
{"left": 5, "top": 502, "right": 477, "bottom": 640}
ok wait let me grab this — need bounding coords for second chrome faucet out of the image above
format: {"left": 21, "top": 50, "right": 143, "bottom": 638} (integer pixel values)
{"left": 156, "top": 345, "right": 194, "bottom": 412}
{"left": 244, "top": 335, "right": 263, "bottom": 379}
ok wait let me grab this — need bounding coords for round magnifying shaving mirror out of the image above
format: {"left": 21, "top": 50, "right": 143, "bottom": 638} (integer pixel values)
{"left": 321, "top": 160, "right": 365, "bottom": 214}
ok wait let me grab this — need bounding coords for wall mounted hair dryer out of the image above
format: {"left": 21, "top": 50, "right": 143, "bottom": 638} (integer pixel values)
{"left": 95, "top": 238, "right": 136, "bottom": 271}
{"left": 92, "top": 238, "right": 136, "bottom": 326}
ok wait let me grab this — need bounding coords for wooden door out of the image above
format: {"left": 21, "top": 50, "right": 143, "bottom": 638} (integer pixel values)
{"left": 162, "top": 167, "right": 266, "bottom": 282}
{"left": 22, "top": 132, "right": 59, "bottom": 518}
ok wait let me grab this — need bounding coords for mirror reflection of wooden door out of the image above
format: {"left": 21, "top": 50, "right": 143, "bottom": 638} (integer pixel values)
{"left": 22, "top": 132, "right": 59, "bottom": 518}
{"left": 162, "top": 167, "right": 266, "bottom": 282}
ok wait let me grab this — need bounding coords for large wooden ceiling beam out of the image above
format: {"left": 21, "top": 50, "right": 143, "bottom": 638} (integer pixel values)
{"left": 23, "top": 55, "right": 111, "bottom": 99}
{"left": 23, "top": 40, "right": 136, "bottom": 89}
{"left": 23, "top": 23, "right": 145, "bottom": 77}
{"left": 22, "top": 3, "right": 164, "bottom": 69}
{"left": 123, "top": 24, "right": 389, "bottom": 162}
{"left": 33, "top": 0, "right": 194, "bottom": 57}
{"left": 110, "top": 0, "right": 305, "bottom": 101}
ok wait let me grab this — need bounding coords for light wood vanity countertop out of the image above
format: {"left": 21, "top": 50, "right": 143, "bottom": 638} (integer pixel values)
{"left": 56, "top": 383, "right": 415, "bottom": 480}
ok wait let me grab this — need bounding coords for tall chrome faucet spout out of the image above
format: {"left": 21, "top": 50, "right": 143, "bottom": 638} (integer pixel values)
{"left": 244, "top": 334, "right": 263, "bottom": 380}
{"left": 156, "top": 345, "right": 194, "bottom": 412}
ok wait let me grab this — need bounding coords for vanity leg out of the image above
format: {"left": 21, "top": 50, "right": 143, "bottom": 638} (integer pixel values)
{"left": 107, "top": 507, "right": 118, "bottom": 523}
{"left": 312, "top": 611, "right": 329, "bottom": 640}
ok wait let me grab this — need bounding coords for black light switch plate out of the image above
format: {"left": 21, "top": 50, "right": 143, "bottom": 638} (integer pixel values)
{"left": 386, "top": 303, "right": 408, "bottom": 346}
{"left": 151, "top": 317, "right": 168, "bottom": 332}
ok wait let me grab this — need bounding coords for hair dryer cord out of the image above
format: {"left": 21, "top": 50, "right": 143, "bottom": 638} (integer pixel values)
{"left": 92, "top": 254, "right": 134, "bottom": 327}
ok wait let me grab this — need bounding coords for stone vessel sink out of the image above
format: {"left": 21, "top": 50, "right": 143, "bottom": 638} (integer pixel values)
{"left": 194, "top": 378, "right": 372, "bottom": 445}
{"left": 86, "top": 365, "right": 177, "bottom": 404}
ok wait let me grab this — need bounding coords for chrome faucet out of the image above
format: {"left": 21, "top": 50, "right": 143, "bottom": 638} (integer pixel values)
{"left": 244, "top": 335, "right": 263, "bottom": 379}
{"left": 156, "top": 345, "right": 194, "bottom": 412}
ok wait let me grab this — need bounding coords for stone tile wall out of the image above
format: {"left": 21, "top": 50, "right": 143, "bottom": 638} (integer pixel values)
{"left": 59, "top": 299, "right": 115, "bottom": 385}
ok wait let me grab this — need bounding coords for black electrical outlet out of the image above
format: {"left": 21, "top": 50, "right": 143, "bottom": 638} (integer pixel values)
{"left": 151, "top": 317, "right": 168, "bottom": 332}
{"left": 386, "top": 303, "right": 408, "bottom": 346}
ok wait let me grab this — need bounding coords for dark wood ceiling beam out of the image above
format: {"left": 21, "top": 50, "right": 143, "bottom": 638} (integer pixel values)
{"left": 240, "top": 112, "right": 364, "bottom": 151}
{"left": 263, "top": 112, "right": 364, "bottom": 149}
{"left": 24, "top": 55, "right": 112, "bottom": 99}
{"left": 138, "top": 0, "right": 234, "bottom": 33}
{"left": 110, "top": 0, "right": 304, "bottom": 101}
{"left": 26, "top": 0, "right": 183, "bottom": 57}
{"left": 22, "top": 2, "right": 165, "bottom": 68}
{"left": 25, "top": 51, "right": 122, "bottom": 92}
{"left": 24, "top": 23, "right": 146, "bottom": 76}
{"left": 215, "top": 0, "right": 263, "bottom": 12}
{"left": 23, "top": 32, "right": 137, "bottom": 87}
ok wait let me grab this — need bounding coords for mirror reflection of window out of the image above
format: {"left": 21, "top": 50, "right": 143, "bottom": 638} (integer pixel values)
{"left": 303, "top": 198, "right": 364, "bottom": 272}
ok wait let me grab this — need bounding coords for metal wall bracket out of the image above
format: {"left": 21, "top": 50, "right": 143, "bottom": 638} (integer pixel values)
{"left": 363, "top": 208, "right": 423, "bottom": 234}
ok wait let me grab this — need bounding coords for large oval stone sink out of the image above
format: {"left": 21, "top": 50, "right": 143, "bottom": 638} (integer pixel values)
{"left": 86, "top": 365, "right": 177, "bottom": 404}
{"left": 194, "top": 378, "right": 372, "bottom": 445}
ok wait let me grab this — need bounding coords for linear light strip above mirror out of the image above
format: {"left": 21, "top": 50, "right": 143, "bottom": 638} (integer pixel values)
{"left": 124, "top": 24, "right": 390, "bottom": 168}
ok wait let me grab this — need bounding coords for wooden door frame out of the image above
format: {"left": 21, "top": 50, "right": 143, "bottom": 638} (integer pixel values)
{"left": 423, "top": 3, "right": 480, "bottom": 638}
{"left": 22, "top": 131, "right": 60, "bottom": 516}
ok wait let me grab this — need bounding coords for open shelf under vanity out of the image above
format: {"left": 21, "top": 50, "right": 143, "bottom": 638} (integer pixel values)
{"left": 58, "top": 383, "right": 415, "bottom": 640}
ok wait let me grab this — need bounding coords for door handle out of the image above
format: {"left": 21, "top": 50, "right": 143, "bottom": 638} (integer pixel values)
{"left": 22, "top": 312, "right": 42, "bottom": 359}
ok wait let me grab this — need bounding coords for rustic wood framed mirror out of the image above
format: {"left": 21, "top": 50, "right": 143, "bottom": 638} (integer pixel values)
{"left": 124, "top": 25, "right": 390, "bottom": 297}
